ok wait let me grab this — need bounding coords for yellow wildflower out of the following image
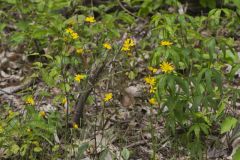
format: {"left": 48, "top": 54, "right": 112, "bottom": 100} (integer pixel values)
{"left": 74, "top": 74, "right": 86, "bottom": 83}
{"left": 39, "top": 111, "right": 46, "bottom": 117}
{"left": 62, "top": 97, "right": 67, "bottom": 105}
{"left": 73, "top": 123, "right": 78, "bottom": 129}
{"left": 76, "top": 48, "right": 84, "bottom": 55}
{"left": 85, "top": 16, "right": 96, "bottom": 23}
{"left": 121, "top": 46, "right": 130, "bottom": 51}
{"left": 103, "top": 93, "right": 113, "bottom": 102}
{"left": 144, "top": 76, "right": 156, "bottom": 86}
{"left": 150, "top": 86, "right": 157, "bottom": 93}
{"left": 25, "top": 97, "right": 35, "bottom": 105}
{"left": 121, "top": 38, "right": 135, "bottom": 51}
{"left": 160, "top": 62, "right": 174, "bottom": 73}
{"left": 125, "top": 38, "right": 135, "bottom": 47}
{"left": 148, "top": 66, "right": 158, "bottom": 73}
{"left": 160, "top": 40, "right": 173, "bottom": 46}
{"left": 27, "top": 128, "right": 31, "bottom": 132}
{"left": 63, "top": 36, "right": 68, "bottom": 41}
{"left": 149, "top": 98, "right": 157, "bottom": 105}
{"left": 71, "top": 32, "right": 79, "bottom": 39}
{"left": 103, "top": 42, "right": 112, "bottom": 50}
{"left": 65, "top": 28, "right": 74, "bottom": 34}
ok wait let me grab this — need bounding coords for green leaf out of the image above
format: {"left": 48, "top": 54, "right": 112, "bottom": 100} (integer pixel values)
{"left": 128, "top": 71, "right": 136, "bottom": 80}
{"left": 77, "top": 142, "right": 89, "bottom": 158}
{"left": 233, "top": 148, "right": 240, "bottom": 160}
{"left": 20, "top": 144, "right": 29, "bottom": 156}
{"left": 33, "top": 146, "right": 42, "bottom": 152}
{"left": 216, "top": 101, "right": 226, "bottom": 118}
{"left": 3, "top": 0, "right": 16, "bottom": 4}
{"left": 220, "top": 116, "right": 237, "bottom": 134}
{"left": 10, "top": 32, "right": 25, "bottom": 44}
{"left": 10, "top": 144, "right": 20, "bottom": 154}
{"left": 174, "top": 76, "right": 189, "bottom": 95}
{"left": 0, "top": 23, "right": 6, "bottom": 32}
{"left": 188, "top": 124, "right": 201, "bottom": 139}
{"left": 52, "top": 145, "right": 60, "bottom": 152}
{"left": 99, "top": 149, "right": 113, "bottom": 160}
{"left": 200, "top": 0, "right": 216, "bottom": 8}
{"left": 121, "top": 148, "right": 130, "bottom": 160}
{"left": 232, "top": 0, "right": 240, "bottom": 9}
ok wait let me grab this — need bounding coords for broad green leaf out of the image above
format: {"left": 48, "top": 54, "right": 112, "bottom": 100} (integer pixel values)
{"left": 10, "top": 32, "right": 25, "bottom": 44}
{"left": 220, "top": 116, "right": 237, "bottom": 134}
{"left": 188, "top": 124, "right": 200, "bottom": 139}
{"left": 121, "top": 148, "right": 130, "bottom": 160}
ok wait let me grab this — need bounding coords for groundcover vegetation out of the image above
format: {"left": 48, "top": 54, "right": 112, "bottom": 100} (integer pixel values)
{"left": 0, "top": 0, "right": 240, "bottom": 159}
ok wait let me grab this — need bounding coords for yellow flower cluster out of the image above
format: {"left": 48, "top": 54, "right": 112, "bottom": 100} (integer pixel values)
{"left": 74, "top": 74, "right": 87, "bottom": 83}
{"left": 76, "top": 48, "right": 84, "bottom": 55}
{"left": 103, "top": 42, "right": 112, "bottom": 50}
{"left": 144, "top": 76, "right": 157, "bottom": 105}
{"left": 39, "top": 111, "right": 46, "bottom": 117}
{"left": 160, "top": 40, "right": 173, "bottom": 46}
{"left": 144, "top": 76, "right": 156, "bottom": 86}
{"left": 25, "top": 97, "right": 35, "bottom": 105}
{"left": 121, "top": 38, "right": 135, "bottom": 51}
{"left": 148, "top": 66, "right": 158, "bottom": 73}
{"left": 144, "top": 76, "right": 157, "bottom": 93}
{"left": 104, "top": 93, "right": 113, "bottom": 102}
{"left": 160, "top": 61, "right": 174, "bottom": 73}
{"left": 65, "top": 28, "right": 79, "bottom": 40}
{"left": 149, "top": 98, "right": 157, "bottom": 105}
{"left": 85, "top": 16, "right": 96, "bottom": 23}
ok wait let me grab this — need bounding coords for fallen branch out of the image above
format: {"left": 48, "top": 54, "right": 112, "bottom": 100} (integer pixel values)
{"left": 73, "top": 58, "right": 107, "bottom": 127}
